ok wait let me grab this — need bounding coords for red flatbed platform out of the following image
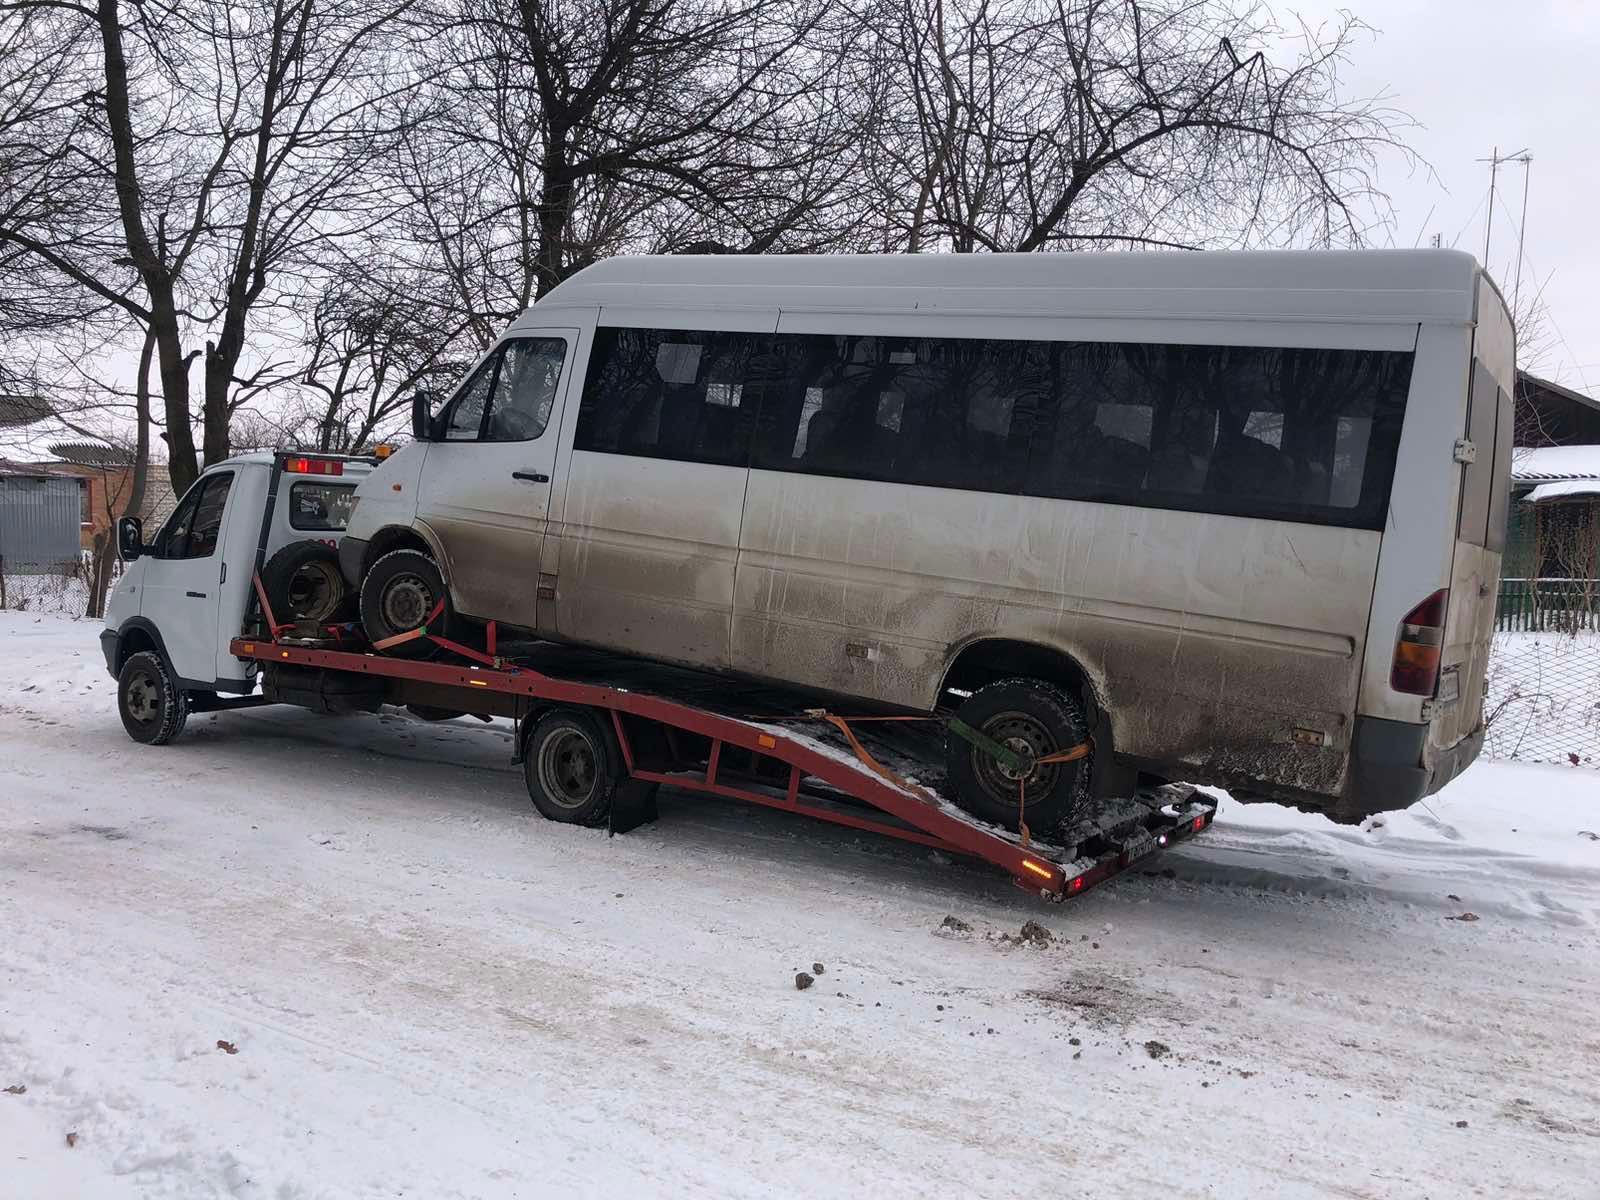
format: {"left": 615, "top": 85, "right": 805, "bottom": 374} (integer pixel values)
{"left": 229, "top": 629, "right": 1216, "bottom": 902}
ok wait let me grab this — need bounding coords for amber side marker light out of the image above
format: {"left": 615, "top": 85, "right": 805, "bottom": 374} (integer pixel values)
{"left": 1020, "top": 859, "right": 1053, "bottom": 880}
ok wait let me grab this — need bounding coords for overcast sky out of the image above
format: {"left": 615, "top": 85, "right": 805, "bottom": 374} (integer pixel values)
{"left": 1296, "top": 0, "right": 1599, "bottom": 391}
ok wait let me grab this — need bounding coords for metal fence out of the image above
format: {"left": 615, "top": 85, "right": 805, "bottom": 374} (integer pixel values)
{"left": 1484, "top": 628, "right": 1600, "bottom": 766}
{"left": 0, "top": 475, "right": 81, "bottom": 568}
{"left": 1495, "top": 578, "right": 1600, "bottom": 632}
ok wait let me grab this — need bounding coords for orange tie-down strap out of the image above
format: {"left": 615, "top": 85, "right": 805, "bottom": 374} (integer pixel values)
{"left": 775, "top": 710, "right": 1092, "bottom": 848}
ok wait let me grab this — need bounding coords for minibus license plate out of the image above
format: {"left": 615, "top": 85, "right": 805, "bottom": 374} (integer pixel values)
{"left": 1437, "top": 667, "right": 1460, "bottom": 705}
{"left": 1121, "top": 832, "right": 1157, "bottom": 865}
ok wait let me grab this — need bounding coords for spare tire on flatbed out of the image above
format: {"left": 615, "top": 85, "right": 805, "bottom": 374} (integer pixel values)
{"left": 261, "top": 539, "right": 352, "bottom": 626}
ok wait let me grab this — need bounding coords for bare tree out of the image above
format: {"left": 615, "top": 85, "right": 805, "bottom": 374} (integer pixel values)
{"left": 285, "top": 259, "right": 468, "bottom": 450}
{"left": 868, "top": 0, "right": 1410, "bottom": 254}
{"left": 394, "top": 0, "right": 872, "bottom": 339}
{"left": 0, "top": 6, "right": 113, "bottom": 372}
{"left": 0, "top": 0, "right": 424, "bottom": 494}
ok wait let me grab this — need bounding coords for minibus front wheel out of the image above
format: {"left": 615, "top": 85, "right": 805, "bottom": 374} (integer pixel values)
{"left": 359, "top": 548, "right": 459, "bottom": 658}
{"left": 945, "top": 678, "right": 1092, "bottom": 835}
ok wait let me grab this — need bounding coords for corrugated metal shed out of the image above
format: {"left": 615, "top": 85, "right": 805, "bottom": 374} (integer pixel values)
{"left": 0, "top": 474, "right": 82, "bottom": 570}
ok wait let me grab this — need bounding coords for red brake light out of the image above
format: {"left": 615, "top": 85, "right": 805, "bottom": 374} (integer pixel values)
{"left": 285, "top": 457, "right": 343, "bottom": 476}
{"left": 1392, "top": 588, "right": 1448, "bottom": 696}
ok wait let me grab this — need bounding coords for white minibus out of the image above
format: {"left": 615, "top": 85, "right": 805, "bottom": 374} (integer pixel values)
{"left": 338, "top": 250, "right": 1513, "bottom": 830}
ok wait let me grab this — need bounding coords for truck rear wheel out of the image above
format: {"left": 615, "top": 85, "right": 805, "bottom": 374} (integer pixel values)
{"left": 117, "top": 650, "right": 190, "bottom": 746}
{"left": 522, "top": 708, "right": 622, "bottom": 827}
{"left": 945, "top": 677, "right": 1091, "bottom": 834}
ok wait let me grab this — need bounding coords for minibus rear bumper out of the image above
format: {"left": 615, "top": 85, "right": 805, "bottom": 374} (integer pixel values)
{"left": 1342, "top": 716, "right": 1483, "bottom": 818}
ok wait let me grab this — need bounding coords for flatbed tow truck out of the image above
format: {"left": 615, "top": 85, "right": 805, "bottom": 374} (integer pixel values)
{"left": 105, "top": 451, "right": 1216, "bottom": 904}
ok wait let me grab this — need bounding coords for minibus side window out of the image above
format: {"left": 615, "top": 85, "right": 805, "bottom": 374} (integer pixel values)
{"left": 575, "top": 327, "right": 762, "bottom": 467}
{"left": 751, "top": 335, "right": 1041, "bottom": 494}
{"left": 484, "top": 338, "right": 566, "bottom": 442}
{"left": 444, "top": 357, "right": 497, "bottom": 440}
{"left": 576, "top": 325, "right": 1412, "bottom": 531}
{"left": 1457, "top": 360, "right": 1498, "bottom": 547}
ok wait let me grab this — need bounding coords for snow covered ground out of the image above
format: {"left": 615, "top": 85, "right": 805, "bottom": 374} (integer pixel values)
{"left": 2, "top": 612, "right": 1598, "bottom": 1199}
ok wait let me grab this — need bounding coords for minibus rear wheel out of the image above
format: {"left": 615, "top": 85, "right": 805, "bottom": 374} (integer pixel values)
{"left": 945, "top": 678, "right": 1091, "bottom": 835}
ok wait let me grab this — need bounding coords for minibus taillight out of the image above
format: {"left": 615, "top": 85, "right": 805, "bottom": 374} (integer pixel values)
{"left": 1391, "top": 589, "right": 1448, "bottom": 697}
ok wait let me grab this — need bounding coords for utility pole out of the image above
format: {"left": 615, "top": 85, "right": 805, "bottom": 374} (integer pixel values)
{"left": 1477, "top": 146, "right": 1532, "bottom": 291}
{"left": 1514, "top": 155, "right": 1533, "bottom": 314}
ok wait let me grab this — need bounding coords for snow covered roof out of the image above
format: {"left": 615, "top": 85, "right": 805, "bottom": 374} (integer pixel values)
{"left": 1512, "top": 444, "right": 1600, "bottom": 484}
{"left": 535, "top": 248, "right": 1487, "bottom": 326}
{"left": 0, "top": 395, "right": 123, "bottom": 468}
{"left": 1525, "top": 479, "right": 1600, "bottom": 503}
{"left": 1520, "top": 371, "right": 1600, "bottom": 415}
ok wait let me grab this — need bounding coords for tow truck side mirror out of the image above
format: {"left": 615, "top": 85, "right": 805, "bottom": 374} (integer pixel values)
{"left": 117, "top": 515, "right": 144, "bottom": 562}
{"left": 411, "top": 391, "right": 435, "bottom": 442}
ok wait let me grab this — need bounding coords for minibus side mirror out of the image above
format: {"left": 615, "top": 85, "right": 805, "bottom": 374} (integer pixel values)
{"left": 117, "top": 515, "right": 144, "bottom": 562}
{"left": 411, "top": 391, "right": 434, "bottom": 442}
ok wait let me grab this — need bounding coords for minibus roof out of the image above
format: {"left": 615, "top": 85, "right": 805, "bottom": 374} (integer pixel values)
{"left": 533, "top": 248, "right": 1485, "bottom": 327}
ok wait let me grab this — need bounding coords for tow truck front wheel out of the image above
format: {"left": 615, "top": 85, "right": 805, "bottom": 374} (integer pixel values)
{"left": 117, "top": 650, "right": 190, "bottom": 746}
{"left": 522, "top": 708, "right": 622, "bottom": 827}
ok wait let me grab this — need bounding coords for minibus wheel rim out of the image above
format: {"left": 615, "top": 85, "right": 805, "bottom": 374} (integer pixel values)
{"left": 972, "top": 711, "right": 1059, "bottom": 803}
{"left": 381, "top": 574, "right": 433, "bottom": 631}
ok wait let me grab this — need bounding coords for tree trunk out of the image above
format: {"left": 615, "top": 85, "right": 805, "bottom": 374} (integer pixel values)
{"left": 95, "top": 0, "right": 198, "bottom": 496}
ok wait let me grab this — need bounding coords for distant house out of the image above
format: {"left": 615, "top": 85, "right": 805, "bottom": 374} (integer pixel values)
{"left": 0, "top": 394, "right": 175, "bottom": 566}
{"left": 1502, "top": 373, "right": 1600, "bottom": 629}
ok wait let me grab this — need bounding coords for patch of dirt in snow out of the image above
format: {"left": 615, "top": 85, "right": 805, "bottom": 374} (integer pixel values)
{"left": 1021, "top": 966, "right": 1180, "bottom": 1029}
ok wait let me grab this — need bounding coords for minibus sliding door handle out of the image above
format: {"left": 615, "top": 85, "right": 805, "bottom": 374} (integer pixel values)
{"left": 512, "top": 470, "right": 550, "bottom": 484}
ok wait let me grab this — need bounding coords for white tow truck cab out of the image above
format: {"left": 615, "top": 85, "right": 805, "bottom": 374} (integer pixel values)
{"left": 101, "top": 452, "right": 374, "bottom": 738}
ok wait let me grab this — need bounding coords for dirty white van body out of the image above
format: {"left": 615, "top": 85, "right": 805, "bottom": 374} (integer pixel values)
{"left": 340, "top": 250, "right": 1513, "bottom": 823}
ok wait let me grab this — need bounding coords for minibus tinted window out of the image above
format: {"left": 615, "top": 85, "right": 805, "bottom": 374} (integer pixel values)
{"left": 575, "top": 327, "right": 763, "bottom": 466}
{"left": 752, "top": 334, "right": 1042, "bottom": 493}
{"left": 577, "top": 326, "right": 1412, "bottom": 531}
{"left": 1024, "top": 342, "right": 1412, "bottom": 528}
